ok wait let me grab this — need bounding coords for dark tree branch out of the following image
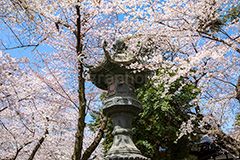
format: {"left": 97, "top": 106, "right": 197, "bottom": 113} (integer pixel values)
{"left": 3, "top": 20, "right": 23, "bottom": 46}
{"left": 236, "top": 76, "right": 240, "bottom": 103}
{"left": 213, "top": 76, "right": 237, "bottom": 88}
{"left": 198, "top": 31, "right": 240, "bottom": 53}
{"left": 0, "top": 120, "right": 17, "bottom": 141}
{"left": 0, "top": 44, "right": 38, "bottom": 50}
{"left": 28, "top": 129, "right": 48, "bottom": 160}
{"left": 11, "top": 141, "right": 33, "bottom": 160}
{"left": 0, "top": 106, "right": 8, "bottom": 112}
{"left": 82, "top": 116, "right": 108, "bottom": 160}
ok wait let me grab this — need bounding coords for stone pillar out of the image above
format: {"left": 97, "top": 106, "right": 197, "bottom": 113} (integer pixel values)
{"left": 102, "top": 76, "right": 148, "bottom": 160}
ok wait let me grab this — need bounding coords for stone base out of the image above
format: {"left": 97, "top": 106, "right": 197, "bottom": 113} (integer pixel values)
{"left": 103, "top": 97, "right": 149, "bottom": 160}
{"left": 103, "top": 153, "right": 149, "bottom": 160}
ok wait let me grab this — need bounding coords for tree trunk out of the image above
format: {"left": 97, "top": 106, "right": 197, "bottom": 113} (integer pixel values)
{"left": 72, "top": 3, "right": 86, "bottom": 160}
{"left": 236, "top": 75, "right": 240, "bottom": 103}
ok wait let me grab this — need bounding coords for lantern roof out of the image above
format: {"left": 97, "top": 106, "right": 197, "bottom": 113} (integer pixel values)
{"left": 79, "top": 39, "right": 150, "bottom": 90}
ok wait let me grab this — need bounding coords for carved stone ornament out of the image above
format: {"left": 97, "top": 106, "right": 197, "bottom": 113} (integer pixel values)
{"left": 110, "top": 39, "right": 133, "bottom": 62}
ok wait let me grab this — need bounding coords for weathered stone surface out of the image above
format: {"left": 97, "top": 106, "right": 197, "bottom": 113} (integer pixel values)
{"left": 103, "top": 153, "right": 149, "bottom": 160}
{"left": 88, "top": 39, "right": 150, "bottom": 160}
{"left": 103, "top": 97, "right": 142, "bottom": 116}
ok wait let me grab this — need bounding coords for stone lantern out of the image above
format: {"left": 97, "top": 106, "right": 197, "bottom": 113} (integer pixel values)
{"left": 81, "top": 39, "right": 149, "bottom": 160}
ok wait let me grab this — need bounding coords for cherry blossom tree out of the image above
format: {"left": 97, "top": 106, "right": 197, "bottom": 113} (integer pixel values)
{"left": 0, "top": 0, "right": 112, "bottom": 159}
{"left": 0, "top": 52, "right": 73, "bottom": 159}
{"left": 1, "top": 0, "right": 240, "bottom": 159}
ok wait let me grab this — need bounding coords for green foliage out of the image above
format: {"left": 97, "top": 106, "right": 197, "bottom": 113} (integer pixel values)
{"left": 221, "top": 4, "right": 240, "bottom": 24}
{"left": 234, "top": 112, "right": 240, "bottom": 126}
{"left": 135, "top": 140, "right": 155, "bottom": 157}
{"left": 101, "top": 117, "right": 113, "bottom": 155}
{"left": 132, "top": 75, "right": 200, "bottom": 159}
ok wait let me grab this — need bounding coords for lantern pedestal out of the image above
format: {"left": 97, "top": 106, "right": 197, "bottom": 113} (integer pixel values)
{"left": 103, "top": 97, "right": 147, "bottom": 159}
